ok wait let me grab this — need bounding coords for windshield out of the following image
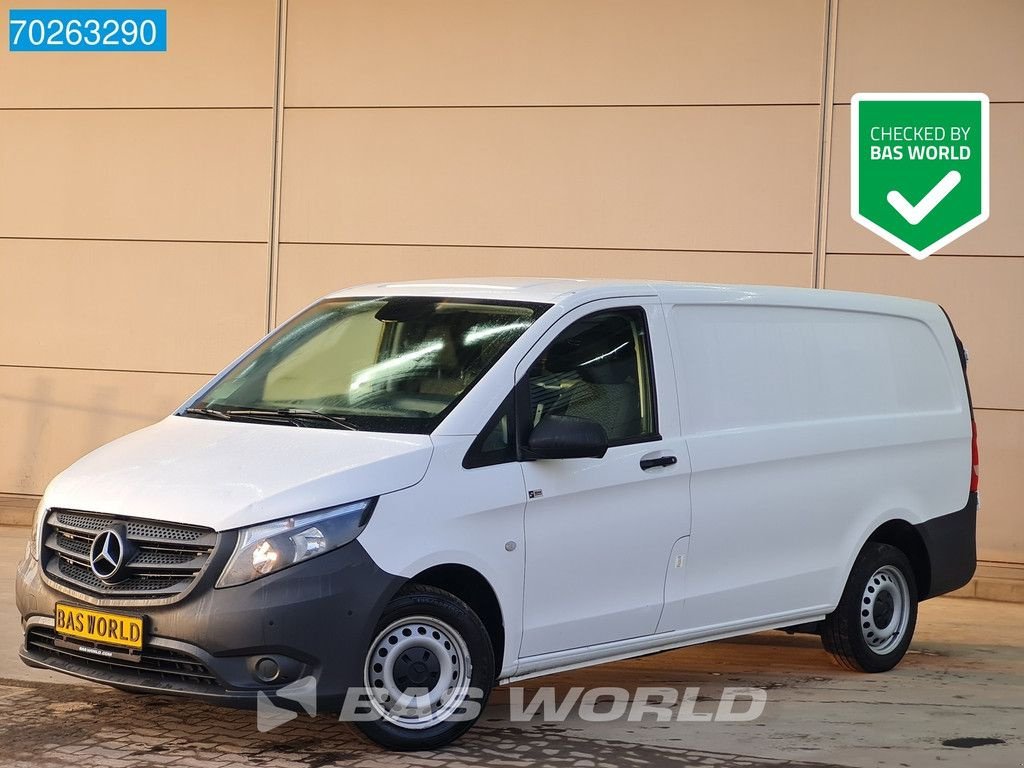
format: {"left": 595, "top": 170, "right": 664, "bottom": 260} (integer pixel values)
{"left": 186, "top": 296, "right": 548, "bottom": 433}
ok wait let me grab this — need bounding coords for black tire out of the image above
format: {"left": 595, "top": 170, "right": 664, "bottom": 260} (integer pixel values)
{"left": 354, "top": 584, "right": 494, "bottom": 751}
{"left": 821, "top": 542, "right": 918, "bottom": 672}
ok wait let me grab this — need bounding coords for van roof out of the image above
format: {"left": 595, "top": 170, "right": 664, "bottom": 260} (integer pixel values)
{"left": 324, "top": 277, "right": 936, "bottom": 316}
{"left": 325, "top": 277, "right": 656, "bottom": 304}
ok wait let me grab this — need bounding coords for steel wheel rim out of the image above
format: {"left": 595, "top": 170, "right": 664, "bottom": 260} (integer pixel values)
{"left": 860, "top": 565, "right": 910, "bottom": 655}
{"left": 364, "top": 615, "right": 472, "bottom": 730}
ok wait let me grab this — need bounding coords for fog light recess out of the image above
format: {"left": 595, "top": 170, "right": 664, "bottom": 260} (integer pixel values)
{"left": 254, "top": 657, "right": 280, "bottom": 683}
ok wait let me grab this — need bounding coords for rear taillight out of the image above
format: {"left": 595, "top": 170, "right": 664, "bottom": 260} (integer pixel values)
{"left": 970, "top": 419, "right": 979, "bottom": 493}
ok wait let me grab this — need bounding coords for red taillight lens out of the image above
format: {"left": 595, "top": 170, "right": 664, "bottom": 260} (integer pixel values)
{"left": 970, "top": 419, "right": 979, "bottom": 492}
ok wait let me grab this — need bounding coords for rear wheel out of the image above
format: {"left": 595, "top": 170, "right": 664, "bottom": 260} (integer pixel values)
{"left": 821, "top": 542, "right": 918, "bottom": 672}
{"left": 354, "top": 584, "right": 494, "bottom": 750}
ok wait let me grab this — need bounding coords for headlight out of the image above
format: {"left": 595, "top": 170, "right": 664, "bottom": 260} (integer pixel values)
{"left": 216, "top": 498, "right": 376, "bottom": 588}
{"left": 25, "top": 500, "right": 46, "bottom": 561}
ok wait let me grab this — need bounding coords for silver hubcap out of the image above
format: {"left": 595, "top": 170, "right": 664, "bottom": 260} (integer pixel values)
{"left": 364, "top": 615, "right": 472, "bottom": 729}
{"left": 860, "top": 565, "right": 910, "bottom": 655}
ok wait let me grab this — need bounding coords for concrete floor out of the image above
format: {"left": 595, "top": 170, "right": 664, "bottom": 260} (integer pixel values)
{"left": 1, "top": 525, "right": 1020, "bottom": 767}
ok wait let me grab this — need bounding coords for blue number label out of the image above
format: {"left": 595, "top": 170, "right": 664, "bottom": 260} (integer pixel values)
{"left": 9, "top": 9, "right": 167, "bottom": 52}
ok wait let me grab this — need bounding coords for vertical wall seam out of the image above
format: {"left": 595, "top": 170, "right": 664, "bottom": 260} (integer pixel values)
{"left": 811, "top": 0, "right": 839, "bottom": 289}
{"left": 266, "top": 0, "right": 288, "bottom": 331}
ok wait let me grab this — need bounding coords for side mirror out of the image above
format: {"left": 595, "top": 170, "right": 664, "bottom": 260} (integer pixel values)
{"left": 524, "top": 415, "right": 608, "bottom": 460}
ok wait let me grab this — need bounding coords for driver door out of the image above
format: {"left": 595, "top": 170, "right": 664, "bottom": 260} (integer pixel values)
{"left": 516, "top": 299, "right": 690, "bottom": 658}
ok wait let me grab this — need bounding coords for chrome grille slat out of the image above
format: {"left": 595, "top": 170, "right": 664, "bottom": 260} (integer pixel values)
{"left": 52, "top": 511, "right": 216, "bottom": 547}
{"left": 56, "top": 557, "right": 189, "bottom": 592}
{"left": 42, "top": 508, "right": 217, "bottom": 601}
{"left": 45, "top": 532, "right": 91, "bottom": 563}
{"left": 128, "top": 550, "right": 207, "bottom": 572}
{"left": 50, "top": 512, "right": 107, "bottom": 532}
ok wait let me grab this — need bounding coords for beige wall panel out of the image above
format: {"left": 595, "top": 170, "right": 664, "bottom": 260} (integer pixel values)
{"left": 826, "top": 104, "right": 1024, "bottom": 256}
{"left": 0, "top": 240, "right": 268, "bottom": 374}
{"left": 286, "top": 0, "right": 825, "bottom": 107}
{"left": 974, "top": 409, "right": 1024, "bottom": 565}
{"left": 834, "top": 0, "right": 1024, "bottom": 102}
{"left": 0, "top": 0, "right": 277, "bottom": 108}
{"left": 275, "top": 243, "right": 812, "bottom": 321}
{"left": 824, "top": 253, "right": 1023, "bottom": 411}
{"left": 0, "top": 367, "right": 209, "bottom": 495}
{"left": 0, "top": 109, "right": 272, "bottom": 241}
{"left": 280, "top": 106, "right": 819, "bottom": 252}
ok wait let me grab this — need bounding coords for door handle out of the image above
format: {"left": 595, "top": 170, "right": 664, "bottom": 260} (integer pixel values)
{"left": 640, "top": 455, "right": 677, "bottom": 471}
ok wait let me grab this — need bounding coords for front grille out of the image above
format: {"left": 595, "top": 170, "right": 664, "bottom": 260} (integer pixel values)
{"left": 56, "top": 558, "right": 186, "bottom": 593}
{"left": 26, "top": 627, "right": 219, "bottom": 688}
{"left": 42, "top": 508, "right": 217, "bottom": 601}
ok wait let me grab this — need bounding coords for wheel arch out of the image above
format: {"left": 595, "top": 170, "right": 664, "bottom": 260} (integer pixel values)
{"left": 406, "top": 563, "right": 505, "bottom": 680}
{"left": 865, "top": 519, "right": 931, "bottom": 599}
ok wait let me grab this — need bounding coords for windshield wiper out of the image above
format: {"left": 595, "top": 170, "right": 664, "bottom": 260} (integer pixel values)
{"left": 183, "top": 407, "right": 232, "bottom": 420}
{"left": 224, "top": 408, "right": 359, "bottom": 430}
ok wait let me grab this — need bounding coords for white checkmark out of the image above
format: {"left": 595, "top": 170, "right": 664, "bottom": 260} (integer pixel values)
{"left": 886, "top": 170, "right": 962, "bottom": 225}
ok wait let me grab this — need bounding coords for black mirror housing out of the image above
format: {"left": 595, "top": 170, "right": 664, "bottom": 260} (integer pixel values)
{"left": 524, "top": 415, "right": 608, "bottom": 460}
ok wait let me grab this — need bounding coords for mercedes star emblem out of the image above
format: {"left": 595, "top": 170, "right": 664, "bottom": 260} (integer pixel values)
{"left": 89, "top": 528, "right": 126, "bottom": 581}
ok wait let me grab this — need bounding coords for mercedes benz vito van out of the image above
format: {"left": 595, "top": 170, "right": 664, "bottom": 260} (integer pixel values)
{"left": 17, "top": 279, "right": 978, "bottom": 750}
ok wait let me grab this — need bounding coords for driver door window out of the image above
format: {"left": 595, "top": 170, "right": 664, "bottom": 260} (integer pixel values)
{"left": 527, "top": 308, "right": 657, "bottom": 445}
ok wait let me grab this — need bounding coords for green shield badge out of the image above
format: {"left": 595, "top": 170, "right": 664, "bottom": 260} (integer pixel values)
{"left": 851, "top": 93, "right": 989, "bottom": 260}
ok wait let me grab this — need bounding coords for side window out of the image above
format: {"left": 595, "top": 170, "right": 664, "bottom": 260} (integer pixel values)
{"left": 528, "top": 308, "right": 657, "bottom": 445}
{"left": 462, "top": 307, "right": 658, "bottom": 469}
{"left": 463, "top": 393, "right": 515, "bottom": 469}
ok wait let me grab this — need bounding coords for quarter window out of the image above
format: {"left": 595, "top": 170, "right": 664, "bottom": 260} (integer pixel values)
{"left": 463, "top": 393, "right": 516, "bottom": 469}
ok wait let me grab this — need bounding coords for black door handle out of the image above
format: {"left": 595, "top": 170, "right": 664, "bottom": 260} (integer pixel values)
{"left": 640, "top": 455, "right": 677, "bottom": 471}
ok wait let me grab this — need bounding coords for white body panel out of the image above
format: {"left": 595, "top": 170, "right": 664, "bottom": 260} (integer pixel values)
{"left": 36, "top": 278, "right": 973, "bottom": 684}
{"left": 659, "top": 290, "right": 969, "bottom": 634}
{"left": 41, "top": 416, "right": 433, "bottom": 531}
{"left": 357, "top": 433, "right": 530, "bottom": 679}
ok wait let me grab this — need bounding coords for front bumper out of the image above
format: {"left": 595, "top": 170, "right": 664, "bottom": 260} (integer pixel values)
{"left": 16, "top": 540, "right": 404, "bottom": 706}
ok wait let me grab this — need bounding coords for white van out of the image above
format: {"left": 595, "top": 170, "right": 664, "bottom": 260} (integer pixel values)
{"left": 17, "top": 279, "right": 978, "bottom": 750}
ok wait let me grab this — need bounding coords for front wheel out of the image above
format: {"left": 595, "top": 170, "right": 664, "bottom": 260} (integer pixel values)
{"left": 821, "top": 542, "right": 918, "bottom": 672}
{"left": 354, "top": 584, "right": 494, "bottom": 750}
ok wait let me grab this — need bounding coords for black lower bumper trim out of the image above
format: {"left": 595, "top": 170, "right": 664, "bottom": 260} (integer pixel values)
{"left": 26, "top": 626, "right": 219, "bottom": 690}
{"left": 916, "top": 492, "right": 978, "bottom": 599}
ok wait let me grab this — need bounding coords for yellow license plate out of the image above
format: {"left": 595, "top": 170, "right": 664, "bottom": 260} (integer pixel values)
{"left": 55, "top": 603, "right": 143, "bottom": 650}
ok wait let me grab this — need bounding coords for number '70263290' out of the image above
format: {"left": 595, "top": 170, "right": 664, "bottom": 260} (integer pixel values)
{"left": 8, "top": 9, "right": 166, "bottom": 52}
